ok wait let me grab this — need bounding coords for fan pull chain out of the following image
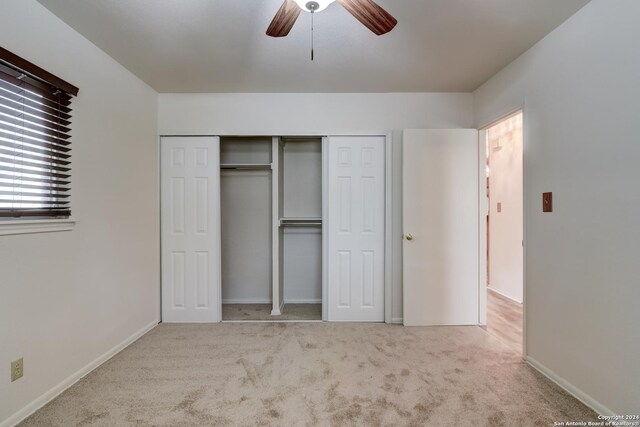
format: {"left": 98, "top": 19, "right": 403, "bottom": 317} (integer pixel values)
{"left": 311, "top": 10, "right": 314, "bottom": 61}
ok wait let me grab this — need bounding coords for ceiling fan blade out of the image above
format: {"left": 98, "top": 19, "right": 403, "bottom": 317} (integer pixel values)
{"left": 336, "top": 0, "right": 397, "bottom": 35}
{"left": 266, "top": 0, "right": 301, "bottom": 37}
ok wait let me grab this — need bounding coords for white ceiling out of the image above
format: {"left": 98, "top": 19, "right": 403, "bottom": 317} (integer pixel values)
{"left": 36, "top": 0, "right": 590, "bottom": 93}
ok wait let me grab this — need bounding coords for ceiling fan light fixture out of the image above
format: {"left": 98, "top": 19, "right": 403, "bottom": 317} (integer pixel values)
{"left": 267, "top": 0, "right": 397, "bottom": 38}
{"left": 293, "top": 0, "right": 336, "bottom": 13}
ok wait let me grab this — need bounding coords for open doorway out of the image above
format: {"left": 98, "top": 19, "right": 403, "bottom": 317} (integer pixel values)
{"left": 484, "top": 112, "right": 524, "bottom": 353}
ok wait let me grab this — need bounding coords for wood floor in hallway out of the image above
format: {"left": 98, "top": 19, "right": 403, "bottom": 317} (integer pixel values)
{"left": 486, "top": 288, "right": 523, "bottom": 353}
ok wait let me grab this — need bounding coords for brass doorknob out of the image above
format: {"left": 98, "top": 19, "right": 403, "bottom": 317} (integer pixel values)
{"left": 404, "top": 233, "right": 414, "bottom": 241}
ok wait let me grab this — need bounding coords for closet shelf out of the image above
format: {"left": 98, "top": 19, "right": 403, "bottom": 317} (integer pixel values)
{"left": 220, "top": 163, "right": 272, "bottom": 170}
{"left": 279, "top": 217, "right": 322, "bottom": 227}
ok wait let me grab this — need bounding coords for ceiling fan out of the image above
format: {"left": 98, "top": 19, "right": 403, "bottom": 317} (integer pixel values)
{"left": 266, "top": 0, "right": 397, "bottom": 37}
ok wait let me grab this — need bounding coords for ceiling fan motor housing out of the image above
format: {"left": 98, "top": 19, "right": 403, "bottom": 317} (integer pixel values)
{"left": 305, "top": 1, "right": 320, "bottom": 12}
{"left": 293, "top": 0, "right": 336, "bottom": 13}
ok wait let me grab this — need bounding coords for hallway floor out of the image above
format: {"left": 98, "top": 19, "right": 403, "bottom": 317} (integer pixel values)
{"left": 486, "top": 288, "right": 523, "bottom": 353}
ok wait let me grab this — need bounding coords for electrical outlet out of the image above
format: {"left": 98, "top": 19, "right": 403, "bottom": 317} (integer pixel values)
{"left": 11, "top": 358, "right": 23, "bottom": 382}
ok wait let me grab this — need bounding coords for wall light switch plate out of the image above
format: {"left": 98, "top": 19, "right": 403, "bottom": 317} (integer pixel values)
{"left": 543, "top": 192, "right": 553, "bottom": 212}
{"left": 11, "top": 358, "right": 23, "bottom": 382}
{"left": 497, "top": 202, "right": 502, "bottom": 213}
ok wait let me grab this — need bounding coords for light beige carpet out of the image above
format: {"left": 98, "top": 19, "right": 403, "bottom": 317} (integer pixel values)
{"left": 222, "top": 303, "right": 322, "bottom": 321}
{"left": 20, "top": 323, "right": 596, "bottom": 426}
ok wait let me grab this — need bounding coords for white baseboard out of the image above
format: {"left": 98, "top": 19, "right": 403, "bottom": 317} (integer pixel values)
{"left": 526, "top": 356, "right": 614, "bottom": 417}
{"left": 1, "top": 319, "right": 159, "bottom": 427}
{"left": 222, "top": 298, "right": 272, "bottom": 304}
{"left": 487, "top": 286, "right": 523, "bottom": 304}
{"left": 391, "top": 317, "right": 403, "bottom": 324}
{"left": 283, "top": 299, "right": 322, "bottom": 304}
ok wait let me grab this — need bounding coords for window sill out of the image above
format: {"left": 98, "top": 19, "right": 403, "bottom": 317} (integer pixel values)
{"left": 0, "top": 218, "right": 76, "bottom": 236}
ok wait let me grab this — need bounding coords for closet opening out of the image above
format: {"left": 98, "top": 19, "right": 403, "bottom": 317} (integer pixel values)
{"left": 220, "top": 136, "right": 273, "bottom": 320}
{"left": 220, "top": 136, "right": 323, "bottom": 321}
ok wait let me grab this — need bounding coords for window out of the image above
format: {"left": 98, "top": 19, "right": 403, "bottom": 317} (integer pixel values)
{"left": 0, "top": 47, "right": 78, "bottom": 219}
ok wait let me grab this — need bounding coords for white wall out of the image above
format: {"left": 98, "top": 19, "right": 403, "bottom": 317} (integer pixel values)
{"left": 487, "top": 113, "right": 524, "bottom": 302}
{"left": 159, "top": 92, "right": 475, "bottom": 321}
{"left": 0, "top": 1, "right": 159, "bottom": 425}
{"left": 283, "top": 229, "right": 322, "bottom": 303}
{"left": 475, "top": 0, "right": 640, "bottom": 414}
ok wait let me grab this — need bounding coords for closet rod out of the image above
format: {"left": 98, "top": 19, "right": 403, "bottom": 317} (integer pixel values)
{"left": 279, "top": 218, "right": 323, "bottom": 227}
{"left": 220, "top": 164, "right": 272, "bottom": 170}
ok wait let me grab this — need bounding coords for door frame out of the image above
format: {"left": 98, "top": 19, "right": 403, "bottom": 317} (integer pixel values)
{"left": 160, "top": 131, "right": 393, "bottom": 323}
{"left": 478, "top": 107, "right": 527, "bottom": 358}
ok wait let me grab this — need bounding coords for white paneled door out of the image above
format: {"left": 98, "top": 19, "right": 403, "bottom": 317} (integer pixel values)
{"left": 402, "top": 129, "right": 479, "bottom": 326}
{"left": 327, "top": 136, "right": 385, "bottom": 321}
{"left": 161, "top": 137, "right": 220, "bottom": 322}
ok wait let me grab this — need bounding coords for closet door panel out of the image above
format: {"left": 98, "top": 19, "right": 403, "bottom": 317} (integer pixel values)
{"left": 327, "top": 136, "right": 385, "bottom": 321}
{"left": 161, "top": 136, "right": 220, "bottom": 322}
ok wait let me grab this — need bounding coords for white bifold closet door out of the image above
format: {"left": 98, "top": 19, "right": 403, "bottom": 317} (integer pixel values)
{"left": 327, "top": 136, "right": 385, "bottom": 322}
{"left": 161, "top": 136, "right": 220, "bottom": 322}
